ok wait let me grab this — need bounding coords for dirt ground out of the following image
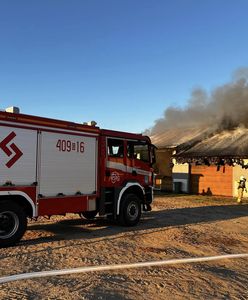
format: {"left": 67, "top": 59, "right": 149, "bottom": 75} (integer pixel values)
{"left": 0, "top": 194, "right": 248, "bottom": 300}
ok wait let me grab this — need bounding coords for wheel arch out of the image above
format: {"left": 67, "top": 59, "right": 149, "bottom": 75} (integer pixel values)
{"left": 117, "top": 183, "right": 145, "bottom": 216}
{"left": 0, "top": 191, "right": 36, "bottom": 218}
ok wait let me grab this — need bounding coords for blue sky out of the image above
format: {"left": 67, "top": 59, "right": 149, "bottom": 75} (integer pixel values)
{"left": 0, "top": 0, "right": 248, "bottom": 133}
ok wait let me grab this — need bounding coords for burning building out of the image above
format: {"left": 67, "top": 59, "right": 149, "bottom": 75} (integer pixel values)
{"left": 149, "top": 69, "right": 248, "bottom": 197}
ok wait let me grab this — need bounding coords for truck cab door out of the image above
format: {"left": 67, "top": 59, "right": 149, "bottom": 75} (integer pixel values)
{"left": 127, "top": 141, "right": 152, "bottom": 186}
{"left": 106, "top": 138, "right": 126, "bottom": 186}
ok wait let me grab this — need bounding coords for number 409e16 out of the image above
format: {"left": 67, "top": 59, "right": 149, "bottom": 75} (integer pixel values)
{"left": 56, "top": 139, "right": 84, "bottom": 153}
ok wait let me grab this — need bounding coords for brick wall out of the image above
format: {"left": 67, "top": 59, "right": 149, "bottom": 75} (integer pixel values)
{"left": 190, "top": 165, "right": 233, "bottom": 196}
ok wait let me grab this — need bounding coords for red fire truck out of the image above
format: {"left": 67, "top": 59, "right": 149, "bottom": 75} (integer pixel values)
{"left": 0, "top": 108, "right": 155, "bottom": 247}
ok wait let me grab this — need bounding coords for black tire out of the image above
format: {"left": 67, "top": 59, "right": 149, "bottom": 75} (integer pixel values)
{"left": 0, "top": 201, "right": 27, "bottom": 248}
{"left": 119, "top": 193, "right": 141, "bottom": 226}
{"left": 80, "top": 210, "right": 98, "bottom": 220}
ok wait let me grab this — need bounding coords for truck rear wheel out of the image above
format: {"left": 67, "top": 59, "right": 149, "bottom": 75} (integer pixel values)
{"left": 0, "top": 201, "right": 27, "bottom": 248}
{"left": 119, "top": 193, "right": 141, "bottom": 226}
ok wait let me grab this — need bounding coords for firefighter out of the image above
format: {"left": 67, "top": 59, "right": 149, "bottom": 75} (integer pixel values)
{"left": 237, "top": 176, "right": 247, "bottom": 204}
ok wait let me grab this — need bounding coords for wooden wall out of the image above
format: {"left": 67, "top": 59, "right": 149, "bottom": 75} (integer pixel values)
{"left": 154, "top": 148, "right": 173, "bottom": 191}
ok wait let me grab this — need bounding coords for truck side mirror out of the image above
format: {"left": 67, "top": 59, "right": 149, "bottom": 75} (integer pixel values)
{"left": 150, "top": 144, "right": 157, "bottom": 166}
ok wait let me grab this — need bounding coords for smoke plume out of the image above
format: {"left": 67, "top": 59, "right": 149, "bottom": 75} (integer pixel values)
{"left": 149, "top": 68, "right": 248, "bottom": 135}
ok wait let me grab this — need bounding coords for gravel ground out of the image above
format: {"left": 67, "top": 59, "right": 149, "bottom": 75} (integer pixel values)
{"left": 0, "top": 194, "right": 248, "bottom": 300}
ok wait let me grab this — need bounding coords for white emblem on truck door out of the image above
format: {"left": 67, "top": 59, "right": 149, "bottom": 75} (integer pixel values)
{"left": 110, "top": 171, "right": 120, "bottom": 184}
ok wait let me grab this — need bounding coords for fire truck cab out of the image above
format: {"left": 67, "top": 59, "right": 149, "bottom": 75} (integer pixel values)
{"left": 0, "top": 108, "right": 155, "bottom": 247}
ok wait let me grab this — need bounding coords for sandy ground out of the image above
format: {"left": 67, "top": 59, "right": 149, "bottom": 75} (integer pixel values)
{"left": 0, "top": 194, "right": 248, "bottom": 300}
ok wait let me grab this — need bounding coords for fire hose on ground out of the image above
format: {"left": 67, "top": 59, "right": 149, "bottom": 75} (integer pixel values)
{"left": 0, "top": 253, "right": 248, "bottom": 284}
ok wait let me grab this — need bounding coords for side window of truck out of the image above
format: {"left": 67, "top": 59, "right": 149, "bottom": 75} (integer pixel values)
{"left": 107, "top": 139, "right": 124, "bottom": 158}
{"left": 127, "top": 141, "right": 149, "bottom": 162}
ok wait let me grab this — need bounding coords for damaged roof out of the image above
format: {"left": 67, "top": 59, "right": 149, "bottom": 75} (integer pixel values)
{"left": 151, "top": 126, "right": 248, "bottom": 160}
{"left": 150, "top": 127, "right": 210, "bottom": 149}
{"left": 176, "top": 127, "right": 248, "bottom": 159}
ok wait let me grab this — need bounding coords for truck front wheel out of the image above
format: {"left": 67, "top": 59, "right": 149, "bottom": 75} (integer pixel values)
{"left": 0, "top": 201, "right": 27, "bottom": 248}
{"left": 119, "top": 193, "right": 141, "bottom": 226}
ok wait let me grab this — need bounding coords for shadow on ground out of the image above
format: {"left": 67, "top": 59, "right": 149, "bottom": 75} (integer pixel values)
{"left": 13, "top": 202, "right": 248, "bottom": 249}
